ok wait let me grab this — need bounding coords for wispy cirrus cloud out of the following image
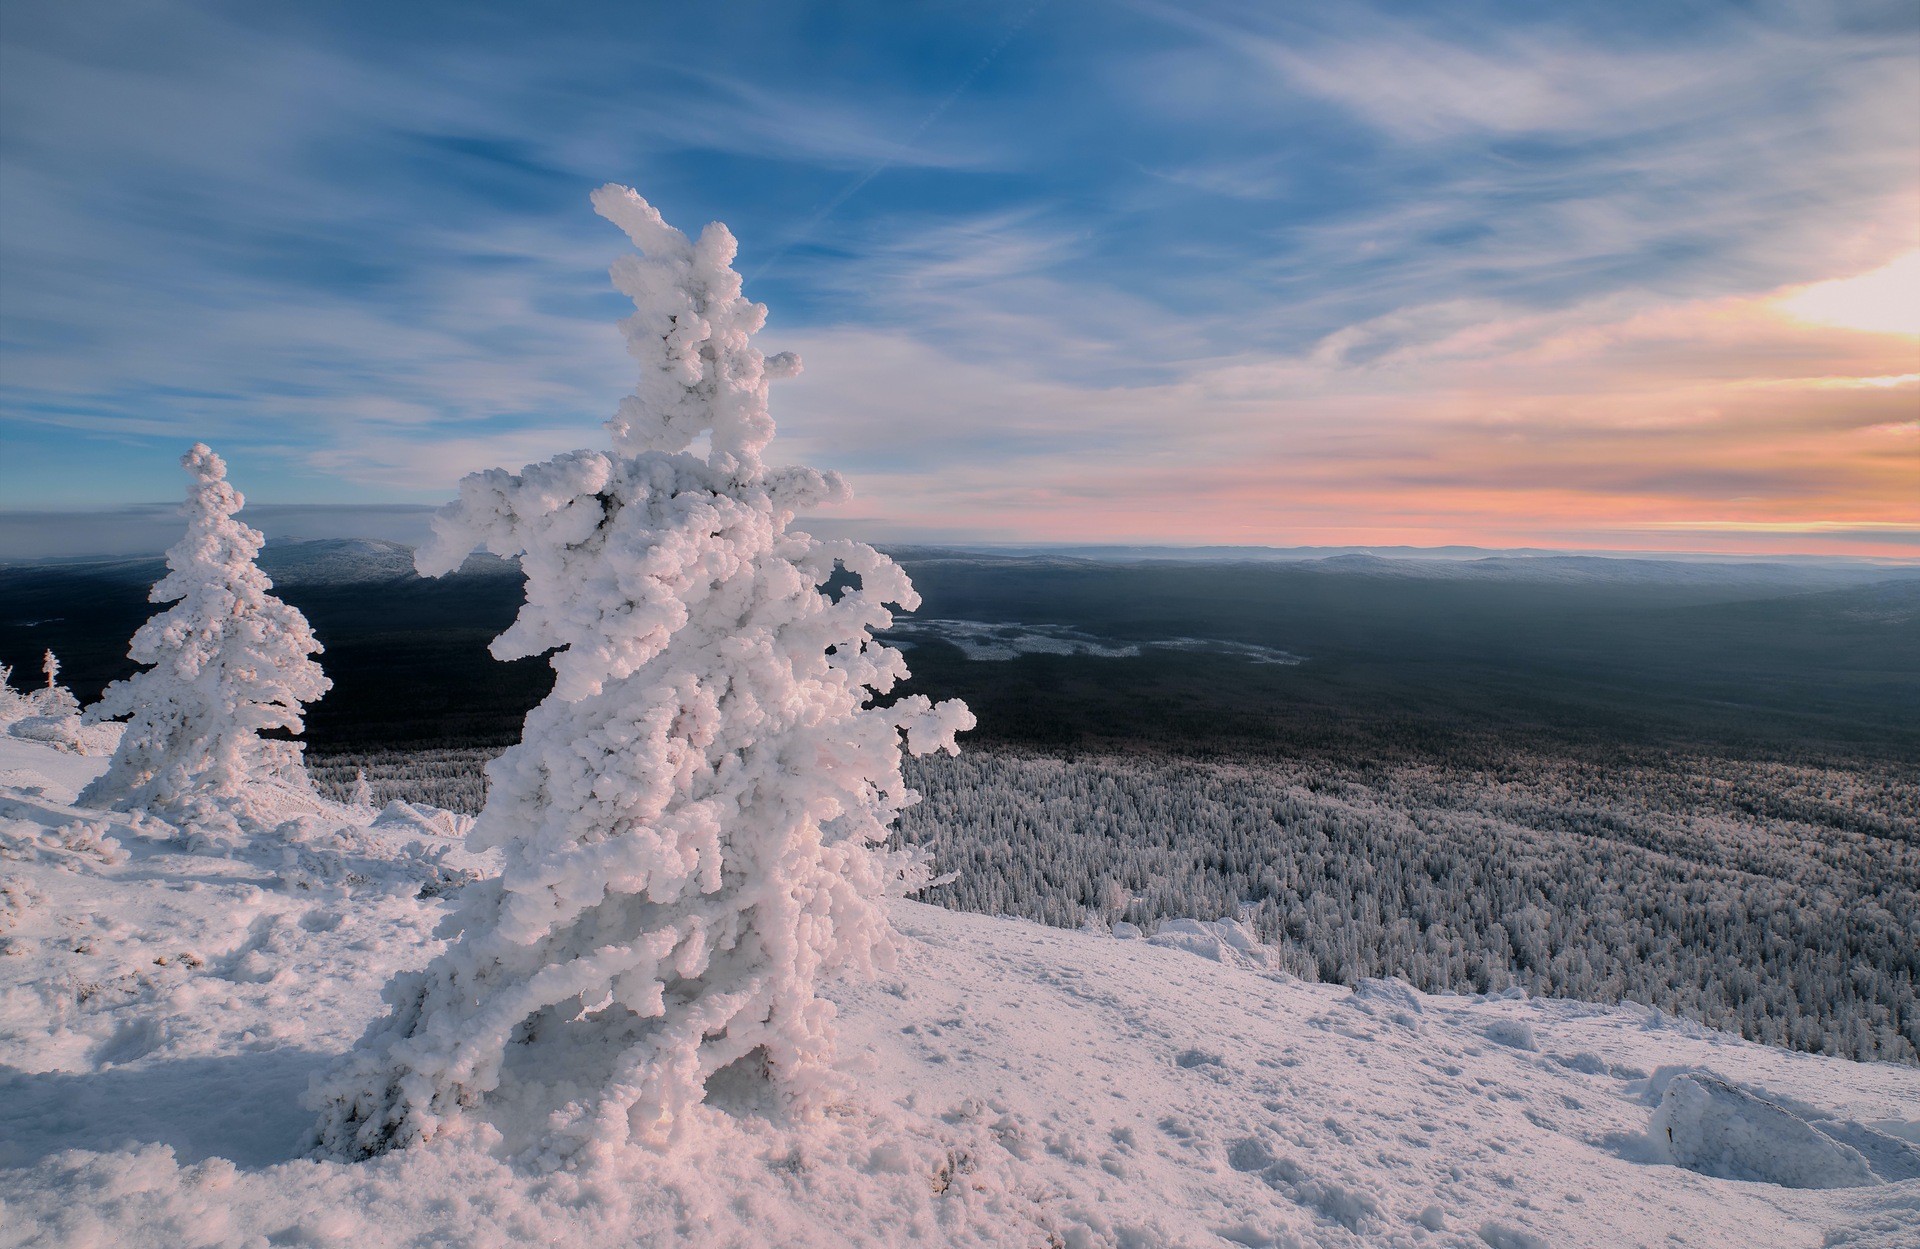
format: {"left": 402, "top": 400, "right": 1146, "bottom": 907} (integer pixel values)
{"left": 0, "top": 0, "right": 1023, "bottom": 501}
{"left": 1, "top": 0, "right": 1914, "bottom": 558}
{"left": 1124, "top": 1, "right": 1919, "bottom": 317}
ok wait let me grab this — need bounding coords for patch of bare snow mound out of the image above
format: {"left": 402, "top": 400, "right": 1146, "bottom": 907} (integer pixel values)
{"left": 1139, "top": 916, "right": 1285, "bottom": 973}
{"left": 3, "top": 714, "right": 122, "bottom": 757}
{"left": 1653, "top": 1071, "right": 1888, "bottom": 1188}
{"left": 0, "top": 659, "right": 120, "bottom": 758}
{"left": 366, "top": 799, "right": 474, "bottom": 841}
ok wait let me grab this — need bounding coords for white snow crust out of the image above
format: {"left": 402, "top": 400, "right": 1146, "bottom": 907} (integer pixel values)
{"left": 1, "top": 734, "right": 1914, "bottom": 1248}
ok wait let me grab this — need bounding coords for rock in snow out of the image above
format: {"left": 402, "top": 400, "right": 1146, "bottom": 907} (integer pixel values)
{"left": 1, "top": 735, "right": 1917, "bottom": 1248}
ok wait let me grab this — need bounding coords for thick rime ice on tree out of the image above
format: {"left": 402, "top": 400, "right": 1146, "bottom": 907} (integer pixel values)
{"left": 310, "top": 186, "right": 973, "bottom": 1163}
{"left": 0, "top": 665, "right": 23, "bottom": 719}
{"left": 0, "top": 661, "right": 64, "bottom": 723}
{"left": 80, "top": 444, "right": 331, "bottom": 823}
{"left": 0, "top": 651, "right": 107, "bottom": 754}
{"left": 29, "top": 652, "right": 77, "bottom": 717}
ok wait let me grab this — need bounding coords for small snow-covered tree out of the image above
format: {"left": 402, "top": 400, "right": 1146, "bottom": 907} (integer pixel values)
{"left": 311, "top": 186, "right": 971, "bottom": 1162}
{"left": 29, "top": 650, "right": 78, "bottom": 717}
{"left": 348, "top": 768, "right": 375, "bottom": 812}
{"left": 80, "top": 444, "right": 331, "bottom": 820}
{"left": 0, "top": 663, "right": 31, "bottom": 725}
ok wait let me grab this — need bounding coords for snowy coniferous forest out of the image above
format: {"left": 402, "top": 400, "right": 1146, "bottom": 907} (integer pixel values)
{"left": 307, "top": 740, "right": 1919, "bottom": 1066}
{"left": 900, "top": 749, "right": 1918, "bottom": 1064}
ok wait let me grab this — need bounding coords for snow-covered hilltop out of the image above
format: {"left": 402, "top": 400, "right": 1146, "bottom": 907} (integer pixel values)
{"left": 5, "top": 188, "right": 1914, "bottom": 1249}
{"left": 1, "top": 734, "right": 1915, "bottom": 1248}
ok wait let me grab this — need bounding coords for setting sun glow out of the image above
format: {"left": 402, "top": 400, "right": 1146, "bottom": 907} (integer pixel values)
{"left": 1776, "top": 251, "right": 1920, "bottom": 337}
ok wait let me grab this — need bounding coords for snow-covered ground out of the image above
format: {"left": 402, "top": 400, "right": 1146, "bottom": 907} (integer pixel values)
{"left": 1, "top": 735, "right": 1914, "bottom": 1248}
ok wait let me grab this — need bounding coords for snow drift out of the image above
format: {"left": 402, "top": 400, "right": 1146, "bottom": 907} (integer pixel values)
{"left": 2, "top": 733, "right": 1916, "bottom": 1248}
{"left": 1653, "top": 1071, "right": 1893, "bottom": 1189}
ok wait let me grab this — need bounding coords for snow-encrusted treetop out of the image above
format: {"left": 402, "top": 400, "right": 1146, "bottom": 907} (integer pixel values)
{"left": 314, "top": 188, "right": 972, "bottom": 1162}
{"left": 587, "top": 184, "right": 801, "bottom": 470}
{"left": 81, "top": 444, "right": 330, "bottom": 821}
{"left": 415, "top": 186, "right": 836, "bottom": 705}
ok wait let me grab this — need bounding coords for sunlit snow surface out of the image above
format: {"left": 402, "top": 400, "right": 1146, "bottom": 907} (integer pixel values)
{"left": 0, "top": 736, "right": 1914, "bottom": 1248}
{"left": 885, "top": 618, "right": 1304, "bottom": 665}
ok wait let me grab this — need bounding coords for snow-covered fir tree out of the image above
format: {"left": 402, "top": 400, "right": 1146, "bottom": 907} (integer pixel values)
{"left": 310, "top": 186, "right": 972, "bottom": 1162}
{"left": 348, "top": 768, "right": 374, "bottom": 812}
{"left": 80, "top": 444, "right": 331, "bottom": 822}
{"left": 32, "top": 651, "right": 77, "bottom": 717}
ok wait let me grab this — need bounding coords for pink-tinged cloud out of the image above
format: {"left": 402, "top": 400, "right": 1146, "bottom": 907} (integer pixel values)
{"left": 778, "top": 253, "right": 1920, "bottom": 557}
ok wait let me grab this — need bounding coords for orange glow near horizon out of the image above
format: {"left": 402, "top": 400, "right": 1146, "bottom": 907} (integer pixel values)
{"left": 802, "top": 250, "right": 1920, "bottom": 559}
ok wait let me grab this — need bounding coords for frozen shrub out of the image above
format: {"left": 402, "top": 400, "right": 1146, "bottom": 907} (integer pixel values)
{"left": 0, "top": 664, "right": 34, "bottom": 726}
{"left": 36, "top": 651, "right": 78, "bottom": 716}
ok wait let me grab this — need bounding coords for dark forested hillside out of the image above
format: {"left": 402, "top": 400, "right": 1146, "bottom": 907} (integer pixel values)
{"left": 882, "top": 551, "right": 1920, "bottom": 757}
{"left": 0, "top": 545, "right": 552, "bottom": 751}
{"left": 7, "top": 542, "right": 1914, "bottom": 760}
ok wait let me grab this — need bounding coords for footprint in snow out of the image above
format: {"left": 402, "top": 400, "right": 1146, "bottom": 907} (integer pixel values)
{"left": 1227, "top": 1137, "right": 1382, "bottom": 1232}
{"left": 93, "top": 1016, "right": 167, "bottom": 1068}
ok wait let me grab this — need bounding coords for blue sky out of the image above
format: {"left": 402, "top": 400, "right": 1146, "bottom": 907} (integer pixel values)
{"left": 3, "top": 1, "right": 1916, "bottom": 551}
